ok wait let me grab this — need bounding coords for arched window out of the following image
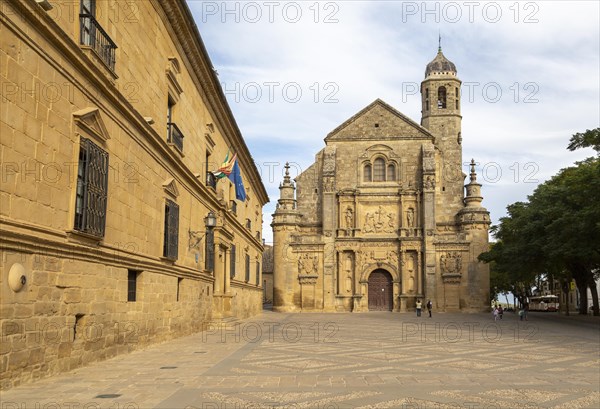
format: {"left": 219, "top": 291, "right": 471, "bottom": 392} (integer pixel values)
{"left": 455, "top": 87, "right": 459, "bottom": 109}
{"left": 438, "top": 86, "right": 447, "bottom": 109}
{"left": 387, "top": 164, "right": 396, "bottom": 181}
{"left": 425, "top": 88, "right": 429, "bottom": 111}
{"left": 373, "top": 158, "right": 385, "bottom": 182}
{"left": 364, "top": 164, "right": 372, "bottom": 182}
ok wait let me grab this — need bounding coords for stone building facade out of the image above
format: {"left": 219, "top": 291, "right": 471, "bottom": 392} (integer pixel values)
{"left": 0, "top": 0, "right": 268, "bottom": 389}
{"left": 272, "top": 48, "right": 490, "bottom": 313}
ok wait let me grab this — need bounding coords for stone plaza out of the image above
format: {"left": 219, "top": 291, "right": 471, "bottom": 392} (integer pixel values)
{"left": 1, "top": 311, "right": 598, "bottom": 408}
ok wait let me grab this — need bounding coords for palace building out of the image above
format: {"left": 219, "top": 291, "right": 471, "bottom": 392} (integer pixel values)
{"left": 272, "top": 47, "right": 490, "bottom": 313}
{"left": 1, "top": 0, "right": 267, "bottom": 388}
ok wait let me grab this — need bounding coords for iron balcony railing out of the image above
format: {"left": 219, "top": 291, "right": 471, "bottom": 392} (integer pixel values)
{"left": 206, "top": 172, "right": 217, "bottom": 189}
{"left": 79, "top": 14, "right": 117, "bottom": 71}
{"left": 167, "top": 122, "right": 184, "bottom": 152}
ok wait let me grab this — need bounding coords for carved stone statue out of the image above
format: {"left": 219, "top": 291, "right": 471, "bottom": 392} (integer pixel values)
{"left": 345, "top": 207, "right": 354, "bottom": 229}
{"left": 364, "top": 212, "right": 375, "bottom": 233}
{"left": 406, "top": 208, "right": 415, "bottom": 228}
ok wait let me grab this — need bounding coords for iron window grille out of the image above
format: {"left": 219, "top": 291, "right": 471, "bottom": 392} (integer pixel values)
{"left": 74, "top": 138, "right": 109, "bottom": 237}
{"left": 127, "top": 270, "right": 138, "bottom": 302}
{"left": 163, "top": 200, "right": 179, "bottom": 260}
{"left": 255, "top": 261, "right": 260, "bottom": 286}
{"left": 230, "top": 244, "right": 236, "bottom": 278}
{"left": 245, "top": 254, "right": 250, "bottom": 282}
{"left": 167, "top": 122, "right": 184, "bottom": 152}
{"left": 79, "top": 11, "right": 117, "bottom": 71}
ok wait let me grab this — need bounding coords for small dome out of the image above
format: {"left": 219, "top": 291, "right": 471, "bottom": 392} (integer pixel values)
{"left": 425, "top": 48, "right": 457, "bottom": 77}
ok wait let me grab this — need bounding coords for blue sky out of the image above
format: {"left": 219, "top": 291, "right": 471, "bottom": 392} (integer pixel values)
{"left": 188, "top": 1, "right": 600, "bottom": 244}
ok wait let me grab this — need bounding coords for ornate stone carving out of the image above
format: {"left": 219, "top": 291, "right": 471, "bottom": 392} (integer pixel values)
{"left": 440, "top": 252, "right": 462, "bottom": 275}
{"left": 363, "top": 206, "right": 395, "bottom": 233}
{"left": 298, "top": 253, "right": 318, "bottom": 275}
{"left": 322, "top": 147, "right": 336, "bottom": 175}
{"left": 323, "top": 177, "right": 335, "bottom": 193}
{"left": 423, "top": 149, "right": 435, "bottom": 171}
{"left": 424, "top": 176, "right": 435, "bottom": 190}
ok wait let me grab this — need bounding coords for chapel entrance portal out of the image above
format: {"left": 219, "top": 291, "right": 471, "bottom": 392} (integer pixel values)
{"left": 368, "top": 269, "right": 393, "bottom": 311}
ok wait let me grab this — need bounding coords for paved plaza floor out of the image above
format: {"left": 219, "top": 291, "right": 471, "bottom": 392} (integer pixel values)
{"left": 1, "top": 310, "right": 599, "bottom": 408}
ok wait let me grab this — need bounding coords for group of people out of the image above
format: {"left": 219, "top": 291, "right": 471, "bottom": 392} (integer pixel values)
{"left": 415, "top": 299, "right": 432, "bottom": 317}
{"left": 492, "top": 305, "right": 504, "bottom": 321}
{"left": 492, "top": 304, "right": 529, "bottom": 321}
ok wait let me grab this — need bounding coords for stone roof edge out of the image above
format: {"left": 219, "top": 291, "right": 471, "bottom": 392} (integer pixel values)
{"left": 324, "top": 98, "right": 435, "bottom": 142}
{"left": 161, "top": 0, "right": 269, "bottom": 204}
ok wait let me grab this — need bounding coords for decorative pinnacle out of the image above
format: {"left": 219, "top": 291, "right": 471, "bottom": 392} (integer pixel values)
{"left": 283, "top": 162, "right": 291, "bottom": 184}
{"left": 469, "top": 159, "right": 477, "bottom": 183}
{"left": 438, "top": 32, "right": 442, "bottom": 52}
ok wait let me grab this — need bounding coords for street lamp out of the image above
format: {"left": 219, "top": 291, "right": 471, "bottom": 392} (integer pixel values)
{"left": 204, "top": 211, "right": 217, "bottom": 229}
{"left": 188, "top": 211, "right": 218, "bottom": 249}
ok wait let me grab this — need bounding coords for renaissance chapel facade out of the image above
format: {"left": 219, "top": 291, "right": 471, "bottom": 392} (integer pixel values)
{"left": 272, "top": 47, "right": 491, "bottom": 312}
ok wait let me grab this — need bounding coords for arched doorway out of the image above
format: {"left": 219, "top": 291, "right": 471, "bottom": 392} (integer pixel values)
{"left": 368, "top": 269, "right": 393, "bottom": 311}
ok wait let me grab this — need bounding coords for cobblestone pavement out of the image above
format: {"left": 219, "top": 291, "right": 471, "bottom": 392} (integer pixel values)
{"left": 1, "top": 311, "right": 599, "bottom": 408}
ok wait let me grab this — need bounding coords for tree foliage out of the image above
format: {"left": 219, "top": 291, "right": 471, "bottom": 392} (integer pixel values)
{"left": 480, "top": 129, "right": 600, "bottom": 315}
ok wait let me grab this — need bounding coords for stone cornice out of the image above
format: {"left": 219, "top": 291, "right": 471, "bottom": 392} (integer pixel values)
{"left": 157, "top": 0, "right": 269, "bottom": 205}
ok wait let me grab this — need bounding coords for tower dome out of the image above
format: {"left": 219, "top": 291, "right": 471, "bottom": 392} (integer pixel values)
{"left": 425, "top": 46, "right": 457, "bottom": 78}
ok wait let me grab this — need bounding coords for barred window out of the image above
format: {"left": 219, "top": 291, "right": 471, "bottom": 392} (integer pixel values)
{"left": 245, "top": 254, "right": 250, "bottom": 282}
{"left": 74, "top": 137, "right": 109, "bottom": 237}
{"left": 373, "top": 158, "right": 386, "bottom": 182}
{"left": 163, "top": 199, "right": 179, "bottom": 260}
{"left": 127, "top": 270, "right": 139, "bottom": 302}
{"left": 230, "top": 244, "right": 236, "bottom": 278}
{"left": 256, "top": 261, "right": 260, "bottom": 286}
{"left": 364, "top": 164, "right": 372, "bottom": 182}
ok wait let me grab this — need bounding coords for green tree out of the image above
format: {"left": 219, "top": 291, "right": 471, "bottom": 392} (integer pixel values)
{"left": 480, "top": 129, "right": 600, "bottom": 315}
{"left": 567, "top": 128, "right": 600, "bottom": 154}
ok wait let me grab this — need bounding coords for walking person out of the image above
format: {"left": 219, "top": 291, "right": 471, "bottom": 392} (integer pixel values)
{"left": 426, "top": 300, "right": 432, "bottom": 318}
{"left": 416, "top": 300, "right": 422, "bottom": 317}
{"left": 498, "top": 305, "right": 503, "bottom": 320}
{"left": 493, "top": 306, "right": 498, "bottom": 321}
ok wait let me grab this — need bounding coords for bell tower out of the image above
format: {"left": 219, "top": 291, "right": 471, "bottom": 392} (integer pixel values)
{"left": 420, "top": 41, "right": 463, "bottom": 219}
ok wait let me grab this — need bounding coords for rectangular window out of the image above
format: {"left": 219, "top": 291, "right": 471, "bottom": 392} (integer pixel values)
{"left": 246, "top": 219, "right": 252, "bottom": 230}
{"left": 230, "top": 200, "right": 237, "bottom": 215}
{"left": 206, "top": 151, "right": 216, "bottom": 188}
{"left": 127, "top": 270, "right": 139, "bottom": 302}
{"left": 74, "top": 137, "right": 109, "bottom": 237}
{"left": 245, "top": 254, "right": 250, "bottom": 282}
{"left": 177, "top": 277, "right": 183, "bottom": 301}
{"left": 256, "top": 261, "right": 260, "bottom": 286}
{"left": 163, "top": 199, "right": 179, "bottom": 260}
{"left": 230, "top": 244, "right": 236, "bottom": 278}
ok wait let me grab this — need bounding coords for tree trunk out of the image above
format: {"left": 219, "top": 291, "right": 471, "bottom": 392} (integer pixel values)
{"left": 575, "top": 280, "right": 588, "bottom": 315}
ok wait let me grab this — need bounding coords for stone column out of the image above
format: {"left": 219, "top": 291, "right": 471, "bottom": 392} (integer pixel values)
{"left": 422, "top": 145, "right": 436, "bottom": 301}
{"left": 321, "top": 146, "right": 337, "bottom": 312}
